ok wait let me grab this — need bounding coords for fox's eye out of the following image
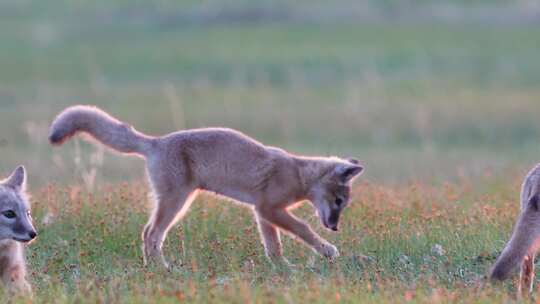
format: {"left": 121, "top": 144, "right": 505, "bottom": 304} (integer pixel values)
{"left": 2, "top": 210, "right": 16, "bottom": 219}
{"left": 335, "top": 198, "right": 344, "bottom": 207}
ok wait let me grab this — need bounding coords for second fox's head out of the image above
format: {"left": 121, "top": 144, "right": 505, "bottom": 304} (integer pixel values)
{"left": 307, "top": 158, "right": 363, "bottom": 232}
{"left": 0, "top": 166, "right": 37, "bottom": 243}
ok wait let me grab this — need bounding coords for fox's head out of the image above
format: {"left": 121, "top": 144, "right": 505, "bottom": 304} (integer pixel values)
{"left": 0, "top": 166, "right": 37, "bottom": 242}
{"left": 307, "top": 158, "right": 363, "bottom": 232}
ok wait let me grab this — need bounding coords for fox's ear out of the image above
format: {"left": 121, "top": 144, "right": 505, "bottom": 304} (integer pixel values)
{"left": 335, "top": 163, "right": 363, "bottom": 183}
{"left": 3, "top": 166, "right": 26, "bottom": 191}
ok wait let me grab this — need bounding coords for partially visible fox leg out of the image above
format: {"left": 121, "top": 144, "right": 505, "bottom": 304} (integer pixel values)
{"left": 256, "top": 208, "right": 339, "bottom": 259}
{"left": 254, "top": 213, "right": 289, "bottom": 265}
{"left": 2, "top": 264, "right": 31, "bottom": 294}
{"left": 519, "top": 253, "right": 535, "bottom": 297}
{"left": 143, "top": 187, "right": 197, "bottom": 269}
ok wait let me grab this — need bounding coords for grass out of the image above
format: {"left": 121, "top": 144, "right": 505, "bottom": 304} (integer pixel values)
{"left": 0, "top": 176, "right": 526, "bottom": 303}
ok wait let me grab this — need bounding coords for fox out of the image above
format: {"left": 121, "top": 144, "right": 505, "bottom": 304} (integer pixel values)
{"left": 48, "top": 105, "right": 364, "bottom": 269}
{"left": 0, "top": 166, "right": 37, "bottom": 295}
{"left": 489, "top": 163, "right": 540, "bottom": 296}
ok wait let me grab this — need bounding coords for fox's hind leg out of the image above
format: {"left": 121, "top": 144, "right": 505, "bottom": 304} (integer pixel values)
{"left": 519, "top": 253, "right": 535, "bottom": 297}
{"left": 142, "top": 185, "right": 198, "bottom": 269}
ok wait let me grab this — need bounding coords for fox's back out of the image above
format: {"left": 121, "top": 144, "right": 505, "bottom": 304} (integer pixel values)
{"left": 162, "top": 127, "right": 269, "bottom": 161}
{"left": 152, "top": 128, "right": 294, "bottom": 201}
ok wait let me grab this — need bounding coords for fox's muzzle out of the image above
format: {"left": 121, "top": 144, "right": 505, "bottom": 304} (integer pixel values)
{"left": 326, "top": 210, "right": 341, "bottom": 231}
{"left": 12, "top": 215, "right": 37, "bottom": 242}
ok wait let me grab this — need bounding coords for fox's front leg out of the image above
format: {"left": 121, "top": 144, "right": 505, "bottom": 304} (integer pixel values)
{"left": 518, "top": 254, "right": 535, "bottom": 297}
{"left": 256, "top": 207, "right": 339, "bottom": 259}
{"left": 254, "top": 212, "right": 292, "bottom": 266}
{"left": 2, "top": 264, "right": 31, "bottom": 296}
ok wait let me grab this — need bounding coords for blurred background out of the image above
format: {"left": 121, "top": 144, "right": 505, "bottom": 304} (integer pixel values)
{"left": 1, "top": 0, "right": 540, "bottom": 187}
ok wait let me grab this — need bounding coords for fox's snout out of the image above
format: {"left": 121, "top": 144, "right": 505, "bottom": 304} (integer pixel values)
{"left": 328, "top": 210, "right": 340, "bottom": 231}
{"left": 1, "top": 223, "right": 38, "bottom": 243}
{"left": 25, "top": 230, "right": 37, "bottom": 241}
{"left": 13, "top": 231, "right": 37, "bottom": 243}
{"left": 320, "top": 210, "right": 340, "bottom": 232}
{"left": 10, "top": 219, "right": 38, "bottom": 242}
{"left": 11, "top": 223, "right": 38, "bottom": 242}
{"left": 324, "top": 220, "right": 339, "bottom": 232}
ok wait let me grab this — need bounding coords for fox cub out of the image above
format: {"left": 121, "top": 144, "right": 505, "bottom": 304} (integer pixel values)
{"left": 490, "top": 163, "right": 540, "bottom": 296}
{"left": 0, "top": 166, "right": 37, "bottom": 294}
{"left": 49, "top": 105, "right": 363, "bottom": 268}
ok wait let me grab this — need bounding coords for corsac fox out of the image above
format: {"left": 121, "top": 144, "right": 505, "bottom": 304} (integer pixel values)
{"left": 48, "top": 105, "right": 364, "bottom": 268}
{"left": 490, "top": 163, "right": 540, "bottom": 295}
{"left": 0, "top": 166, "right": 37, "bottom": 294}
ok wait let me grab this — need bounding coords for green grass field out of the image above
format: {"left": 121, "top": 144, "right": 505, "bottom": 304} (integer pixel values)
{"left": 1, "top": 0, "right": 540, "bottom": 302}
{"left": 3, "top": 179, "right": 525, "bottom": 303}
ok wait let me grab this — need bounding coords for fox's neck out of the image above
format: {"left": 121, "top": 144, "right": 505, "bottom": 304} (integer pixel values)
{"left": 294, "top": 156, "right": 331, "bottom": 199}
{"left": 0, "top": 239, "right": 18, "bottom": 251}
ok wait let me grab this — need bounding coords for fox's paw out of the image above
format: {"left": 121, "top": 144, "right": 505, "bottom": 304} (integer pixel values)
{"left": 270, "top": 257, "right": 297, "bottom": 274}
{"left": 143, "top": 253, "right": 170, "bottom": 272}
{"left": 319, "top": 243, "right": 339, "bottom": 259}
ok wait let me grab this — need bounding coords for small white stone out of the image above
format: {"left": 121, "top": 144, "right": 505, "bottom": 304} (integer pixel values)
{"left": 431, "top": 244, "right": 445, "bottom": 256}
{"left": 398, "top": 254, "right": 410, "bottom": 265}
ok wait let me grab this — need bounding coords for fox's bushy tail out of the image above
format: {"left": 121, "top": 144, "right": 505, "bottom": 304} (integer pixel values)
{"left": 49, "top": 105, "right": 154, "bottom": 156}
{"left": 490, "top": 193, "right": 540, "bottom": 281}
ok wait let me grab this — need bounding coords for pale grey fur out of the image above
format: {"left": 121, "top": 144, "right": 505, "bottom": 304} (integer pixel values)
{"left": 0, "top": 166, "right": 36, "bottom": 295}
{"left": 49, "top": 105, "right": 364, "bottom": 268}
{"left": 490, "top": 163, "right": 540, "bottom": 296}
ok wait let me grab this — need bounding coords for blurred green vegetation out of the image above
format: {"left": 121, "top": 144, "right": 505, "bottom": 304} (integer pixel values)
{"left": 1, "top": 0, "right": 539, "bottom": 186}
